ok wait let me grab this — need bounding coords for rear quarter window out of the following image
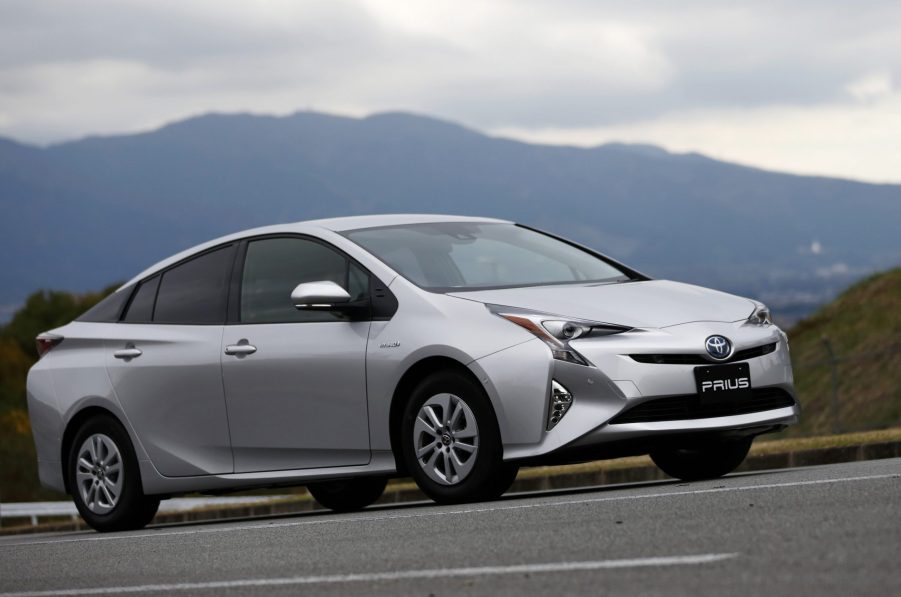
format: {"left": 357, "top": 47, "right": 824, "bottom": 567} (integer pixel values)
{"left": 76, "top": 288, "right": 132, "bottom": 323}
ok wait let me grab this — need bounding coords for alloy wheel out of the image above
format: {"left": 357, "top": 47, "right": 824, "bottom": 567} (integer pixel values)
{"left": 75, "top": 433, "right": 124, "bottom": 515}
{"left": 413, "top": 393, "right": 480, "bottom": 485}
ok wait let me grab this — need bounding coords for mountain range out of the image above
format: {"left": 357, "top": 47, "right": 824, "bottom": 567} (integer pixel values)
{"left": 2, "top": 111, "right": 900, "bottom": 322}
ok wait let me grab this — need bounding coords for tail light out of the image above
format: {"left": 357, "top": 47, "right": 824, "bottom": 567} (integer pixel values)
{"left": 36, "top": 333, "right": 63, "bottom": 358}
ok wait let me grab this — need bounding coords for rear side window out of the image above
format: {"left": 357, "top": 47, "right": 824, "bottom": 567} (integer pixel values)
{"left": 240, "top": 237, "right": 368, "bottom": 324}
{"left": 122, "top": 276, "right": 160, "bottom": 323}
{"left": 76, "top": 288, "right": 131, "bottom": 323}
{"left": 153, "top": 246, "right": 235, "bottom": 324}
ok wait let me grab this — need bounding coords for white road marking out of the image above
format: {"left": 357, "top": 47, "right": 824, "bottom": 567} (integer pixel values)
{"left": 1, "top": 471, "right": 897, "bottom": 549}
{"left": 0, "top": 553, "right": 739, "bottom": 596}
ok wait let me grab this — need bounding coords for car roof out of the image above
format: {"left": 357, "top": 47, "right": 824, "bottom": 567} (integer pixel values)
{"left": 308, "top": 213, "right": 510, "bottom": 231}
{"left": 121, "top": 214, "right": 510, "bottom": 288}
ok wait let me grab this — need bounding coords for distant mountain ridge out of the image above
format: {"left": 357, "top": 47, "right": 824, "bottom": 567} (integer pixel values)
{"left": 1, "top": 110, "right": 900, "bottom": 321}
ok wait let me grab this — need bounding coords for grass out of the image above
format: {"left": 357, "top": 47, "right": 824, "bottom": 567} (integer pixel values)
{"left": 779, "top": 267, "right": 901, "bottom": 436}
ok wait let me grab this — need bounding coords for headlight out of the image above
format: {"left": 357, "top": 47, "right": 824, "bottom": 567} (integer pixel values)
{"left": 747, "top": 304, "right": 773, "bottom": 326}
{"left": 489, "top": 305, "right": 630, "bottom": 366}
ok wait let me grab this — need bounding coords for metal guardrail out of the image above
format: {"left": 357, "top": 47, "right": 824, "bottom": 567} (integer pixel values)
{"left": 0, "top": 496, "right": 285, "bottom": 527}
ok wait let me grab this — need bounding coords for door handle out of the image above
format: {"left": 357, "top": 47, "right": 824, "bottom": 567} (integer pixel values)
{"left": 224, "top": 342, "right": 257, "bottom": 356}
{"left": 113, "top": 347, "right": 143, "bottom": 360}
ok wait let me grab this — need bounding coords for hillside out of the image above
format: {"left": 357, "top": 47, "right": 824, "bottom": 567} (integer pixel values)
{"left": 786, "top": 268, "right": 901, "bottom": 435}
{"left": 2, "top": 111, "right": 900, "bottom": 322}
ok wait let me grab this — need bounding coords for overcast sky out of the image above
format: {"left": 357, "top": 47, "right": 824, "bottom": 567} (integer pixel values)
{"left": 1, "top": 0, "right": 899, "bottom": 182}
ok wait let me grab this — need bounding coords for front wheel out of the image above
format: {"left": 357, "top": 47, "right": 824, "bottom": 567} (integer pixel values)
{"left": 308, "top": 477, "right": 388, "bottom": 512}
{"left": 400, "top": 370, "right": 511, "bottom": 504}
{"left": 68, "top": 416, "right": 160, "bottom": 532}
{"left": 650, "top": 436, "right": 753, "bottom": 481}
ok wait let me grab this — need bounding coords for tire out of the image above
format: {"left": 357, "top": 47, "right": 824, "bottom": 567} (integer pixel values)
{"left": 68, "top": 415, "right": 160, "bottom": 532}
{"left": 487, "top": 463, "right": 520, "bottom": 499}
{"left": 400, "top": 370, "right": 508, "bottom": 504}
{"left": 308, "top": 477, "right": 388, "bottom": 512}
{"left": 650, "top": 436, "right": 753, "bottom": 481}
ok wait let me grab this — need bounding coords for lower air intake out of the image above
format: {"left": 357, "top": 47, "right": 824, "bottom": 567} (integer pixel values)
{"left": 609, "top": 387, "right": 796, "bottom": 424}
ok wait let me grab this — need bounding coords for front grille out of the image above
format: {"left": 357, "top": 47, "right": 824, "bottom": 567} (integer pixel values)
{"left": 609, "top": 387, "right": 796, "bottom": 424}
{"left": 630, "top": 342, "right": 777, "bottom": 365}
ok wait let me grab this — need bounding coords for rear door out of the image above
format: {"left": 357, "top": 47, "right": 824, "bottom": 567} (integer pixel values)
{"left": 221, "top": 236, "right": 371, "bottom": 473}
{"left": 106, "top": 244, "right": 236, "bottom": 477}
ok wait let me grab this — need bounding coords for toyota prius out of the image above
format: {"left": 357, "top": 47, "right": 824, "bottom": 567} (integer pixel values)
{"left": 27, "top": 214, "right": 798, "bottom": 531}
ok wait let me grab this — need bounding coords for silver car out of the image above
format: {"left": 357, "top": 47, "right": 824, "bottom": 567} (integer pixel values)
{"left": 27, "top": 214, "right": 798, "bottom": 531}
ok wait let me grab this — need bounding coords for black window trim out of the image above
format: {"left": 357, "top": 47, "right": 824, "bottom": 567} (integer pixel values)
{"left": 108, "top": 234, "right": 398, "bottom": 326}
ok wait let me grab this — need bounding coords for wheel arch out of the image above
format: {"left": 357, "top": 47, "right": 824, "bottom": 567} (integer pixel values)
{"left": 388, "top": 356, "right": 496, "bottom": 474}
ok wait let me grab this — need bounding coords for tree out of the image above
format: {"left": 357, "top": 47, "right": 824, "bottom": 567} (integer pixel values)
{"left": 1, "top": 285, "right": 120, "bottom": 359}
{"left": 0, "top": 284, "right": 119, "bottom": 501}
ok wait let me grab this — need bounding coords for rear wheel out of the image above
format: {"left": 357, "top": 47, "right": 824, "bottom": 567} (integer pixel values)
{"left": 68, "top": 416, "right": 160, "bottom": 532}
{"left": 650, "top": 436, "right": 753, "bottom": 481}
{"left": 308, "top": 477, "right": 388, "bottom": 512}
{"left": 400, "top": 370, "right": 511, "bottom": 504}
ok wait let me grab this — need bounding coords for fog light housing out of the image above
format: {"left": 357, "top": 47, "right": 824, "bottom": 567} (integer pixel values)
{"left": 547, "top": 380, "right": 573, "bottom": 430}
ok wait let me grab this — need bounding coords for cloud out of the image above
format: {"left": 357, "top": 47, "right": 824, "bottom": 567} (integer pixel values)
{"left": 491, "top": 92, "right": 901, "bottom": 183}
{"left": 847, "top": 72, "right": 893, "bottom": 102}
{"left": 1, "top": 0, "right": 900, "bottom": 182}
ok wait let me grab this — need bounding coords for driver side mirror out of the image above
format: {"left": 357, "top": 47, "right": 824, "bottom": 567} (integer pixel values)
{"left": 291, "top": 281, "right": 352, "bottom": 310}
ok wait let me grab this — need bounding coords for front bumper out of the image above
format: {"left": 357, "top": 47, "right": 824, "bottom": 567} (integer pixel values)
{"left": 488, "top": 320, "right": 798, "bottom": 461}
{"left": 567, "top": 404, "right": 798, "bottom": 450}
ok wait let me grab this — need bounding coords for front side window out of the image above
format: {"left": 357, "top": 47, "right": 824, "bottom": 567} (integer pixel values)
{"left": 240, "top": 237, "right": 369, "bottom": 323}
{"left": 153, "top": 246, "right": 234, "bottom": 324}
{"left": 344, "top": 223, "right": 629, "bottom": 291}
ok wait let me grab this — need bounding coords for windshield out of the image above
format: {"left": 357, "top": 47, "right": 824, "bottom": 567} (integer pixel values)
{"left": 344, "top": 222, "right": 630, "bottom": 291}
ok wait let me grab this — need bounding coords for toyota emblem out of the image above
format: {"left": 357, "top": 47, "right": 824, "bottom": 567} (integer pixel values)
{"left": 705, "top": 335, "right": 732, "bottom": 360}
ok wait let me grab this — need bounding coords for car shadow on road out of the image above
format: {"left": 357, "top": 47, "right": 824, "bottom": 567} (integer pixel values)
{"left": 143, "top": 469, "right": 786, "bottom": 532}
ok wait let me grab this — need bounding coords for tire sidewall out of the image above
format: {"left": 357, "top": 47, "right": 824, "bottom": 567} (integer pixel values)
{"left": 400, "top": 370, "right": 503, "bottom": 504}
{"left": 68, "top": 415, "right": 157, "bottom": 532}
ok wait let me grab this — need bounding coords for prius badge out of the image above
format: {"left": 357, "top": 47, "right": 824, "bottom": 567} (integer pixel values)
{"left": 705, "top": 335, "right": 732, "bottom": 360}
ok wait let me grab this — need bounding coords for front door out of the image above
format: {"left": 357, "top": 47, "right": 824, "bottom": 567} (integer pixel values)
{"left": 221, "top": 236, "right": 372, "bottom": 472}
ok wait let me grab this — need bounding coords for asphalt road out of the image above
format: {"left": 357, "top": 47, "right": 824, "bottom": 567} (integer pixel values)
{"left": 1, "top": 458, "right": 899, "bottom": 596}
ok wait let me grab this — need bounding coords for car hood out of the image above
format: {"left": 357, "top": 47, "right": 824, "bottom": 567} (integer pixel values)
{"left": 447, "top": 280, "right": 756, "bottom": 329}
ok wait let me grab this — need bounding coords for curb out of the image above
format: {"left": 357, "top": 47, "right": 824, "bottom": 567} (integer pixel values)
{"left": 3, "top": 439, "right": 899, "bottom": 536}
